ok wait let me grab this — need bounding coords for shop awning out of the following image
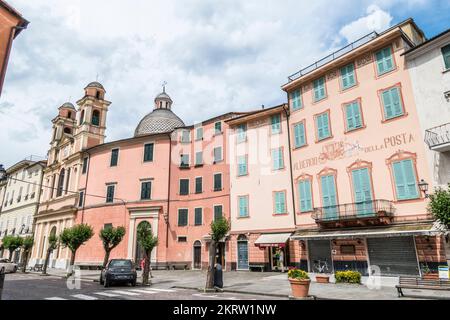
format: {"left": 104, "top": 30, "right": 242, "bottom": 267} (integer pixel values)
{"left": 291, "top": 221, "right": 447, "bottom": 241}
{"left": 255, "top": 233, "right": 292, "bottom": 248}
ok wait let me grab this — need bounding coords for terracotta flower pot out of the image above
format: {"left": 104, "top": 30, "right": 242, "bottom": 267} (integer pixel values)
{"left": 316, "top": 274, "right": 330, "bottom": 283}
{"left": 289, "top": 278, "right": 311, "bottom": 298}
{"left": 423, "top": 273, "right": 439, "bottom": 280}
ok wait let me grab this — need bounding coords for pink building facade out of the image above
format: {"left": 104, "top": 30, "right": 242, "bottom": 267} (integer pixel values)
{"left": 283, "top": 19, "right": 446, "bottom": 276}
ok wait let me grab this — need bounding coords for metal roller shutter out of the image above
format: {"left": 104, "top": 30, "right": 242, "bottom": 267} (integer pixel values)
{"left": 308, "top": 240, "right": 333, "bottom": 273}
{"left": 367, "top": 237, "right": 419, "bottom": 276}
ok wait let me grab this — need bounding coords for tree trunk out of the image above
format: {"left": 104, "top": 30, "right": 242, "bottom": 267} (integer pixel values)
{"left": 21, "top": 250, "right": 29, "bottom": 273}
{"left": 149, "top": 250, "right": 153, "bottom": 279}
{"left": 205, "top": 241, "right": 216, "bottom": 289}
{"left": 8, "top": 250, "right": 13, "bottom": 261}
{"left": 103, "top": 249, "right": 111, "bottom": 268}
{"left": 67, "top": 251, "right": 76, "bottom": 277}
{"left": 42, "top": 248, "right": 52, "bottom": 275}
{"left": 142, "top": 252, "right": 150, "bottom": 285}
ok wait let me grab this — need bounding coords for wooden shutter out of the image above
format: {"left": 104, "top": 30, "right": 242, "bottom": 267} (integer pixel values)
{"left": 382, "top": 90, "right": 394, "bottom": 119}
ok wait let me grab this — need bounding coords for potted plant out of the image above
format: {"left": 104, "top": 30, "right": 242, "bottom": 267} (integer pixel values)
{"left": 315, "top": 273, "right": 330, "bottom": 283}
{"left": 421, "top": 263, "right": 439, "bottom": 280}
{"left": 287, "top": 268, "right": 310, "bottom": 298}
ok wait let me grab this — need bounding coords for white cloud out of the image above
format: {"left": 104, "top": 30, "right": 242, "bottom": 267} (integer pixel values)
{"left": 339, "top": 4, "right": 393, "bottom": 43}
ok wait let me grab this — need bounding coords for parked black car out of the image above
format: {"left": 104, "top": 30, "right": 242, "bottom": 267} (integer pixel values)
{"left": 100, "top": 259, "right": 137, "bottom": 287}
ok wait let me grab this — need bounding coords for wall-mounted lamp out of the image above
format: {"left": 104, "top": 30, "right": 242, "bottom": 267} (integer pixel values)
{"left": 163, "top": 212, "right": 169, "bottom": 224}
{"left": 418, "top": 179, "right": 429, "bottom": 198}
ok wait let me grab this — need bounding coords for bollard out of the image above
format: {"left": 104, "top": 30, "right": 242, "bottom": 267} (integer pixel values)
{"left": 0, "top": 268, "right": 5, "bottom": 300}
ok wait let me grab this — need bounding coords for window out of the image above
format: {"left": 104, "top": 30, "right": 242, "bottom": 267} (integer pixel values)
{"left": 181, "top": 130, "right": 190, "bottom": 143}
{"left": 442, "top": 44, "right": 450, "bottom": 70}
{"left": 351, "top": 167, "right": 373, "bottom": 215}
{"left": 274, "top": 191, "right": 286, "bottom": 214}
{"left": 298, "top": 180, "right": 313, "bottom": 212}
{"left": 237, "top": 155, "right": 248, "bottom": 176}
{"left": 270, "top": 114, "right": 281, "bottom": 134}
{"left": 195, "top": 177, "right": 203, "bottom": 194}
{"left": 79, "top": 110, "right": 85, "bottom": 125}
{"left": 78, "top": 191, "right": 85, "bottom": 207}
{"left": 214, "top": 173, "right": 222, "bottom": 191}
{"left": 214, "top": 122, "right": 222, "bottom": 135}
{"left": 238, "top": 196, "right": 249, "bottom": 217}
{"left": 272, "top": 148, "right": 284, "bottom": 170}
{"left": 65, "top": 168, "right": 71, "bottom": 194}
{"left": 313, "top": 77, "right": 326, "bottom": 102}
{"left": 320, "top": 175, "right": 338, "bottom": 219}
{"left": 291, "top": 89, "right": 302, "bottom": 110}
{"left": 196, "top": 127, "right": 203, "bottom": 140}
{"left": 381, "top": 87, "right": 404, "bottom": 120}
{"left": 179, "top": 179, "right": 189, "bottom": 195}
{"left": 82, "top": 157, "right": 88, "bottom": 174}
{"left": 375, "top": 46, "right": 395, "bottom": 75}
{"left": 237, "top": 124, "right": 247, "bottom": 143}
{"left": 195, "top": 151, "right": 203, "bottom": 166}
{"left": 91, "top": 110, "right": 100, "bottom": 126}
{"left": 340, "top": 63, "right": 356, "bottom": 89}
{"left": 180, "top": 154, "right": 190, "bottom": 168}
{"left": 110, "top": 149, "right": 119, "bottom": 167}
{"left": 104, "top": 223, "right": 113, "bottom": 230}
{"left": 213, "top": 147, "right": 222, "bottom": 163}
{"left": 140, "top": 181, "right": 151, "bottom": 200}
{"left": 316, "top": 112, "right": 331, "bottom": 141}
{"left": 293, "top": 122, "right": 306, "bottom": 148}
{"left": 56, "top": 169, "right": 65, "bottom": 197}
{"left": 194, "top": 208, "right": 203, "bottom": 226}
{"left": 106, "top": 185, "right": 115, "bottom": 203}
{"left": 177, "top": 236, "right": 187, "bottom": 242}
{"left": 344, "top": 101, "right": 363, "bottom": 131}
{"left": 178, "top": 209, "right": 188, "bottom": 226}
{"left": 143, "top": 143, "right": 154, "bottom": 162}
{"left": 214, "top": 205, "right": 223, "bottom": 221}
{"left": 392, "top": 159, "right": 419, "bottom": 200}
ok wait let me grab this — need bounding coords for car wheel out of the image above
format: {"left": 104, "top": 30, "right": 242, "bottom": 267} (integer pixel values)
{"left": 131, "top": 279, "right": 137, "bottom": 287}
{"left": 12, "top": 266, "right": 17, "bottom": 273}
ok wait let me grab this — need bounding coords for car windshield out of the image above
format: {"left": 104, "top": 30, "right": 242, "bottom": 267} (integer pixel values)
{"left": 109, "top": 260, "right": 132, "bottom": 268}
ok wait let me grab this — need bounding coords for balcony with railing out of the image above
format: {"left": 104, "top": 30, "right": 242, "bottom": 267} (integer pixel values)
{"left": 312, "top": 199, "right": 395, "bottom": 228}
{"left": 287, "top": 31, "right": 378, "bottom": 82}
{"left": 425, "top": 122, "right": 450, "bottom": 152}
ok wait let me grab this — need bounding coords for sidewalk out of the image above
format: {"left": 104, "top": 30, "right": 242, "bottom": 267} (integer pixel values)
{"left": 33, "top": 268, "right": 450, "bottom": 300}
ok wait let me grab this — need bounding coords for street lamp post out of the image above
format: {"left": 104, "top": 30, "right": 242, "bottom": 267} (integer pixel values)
{"left": 418, "top": 179, "right": 430, "bottom": 198}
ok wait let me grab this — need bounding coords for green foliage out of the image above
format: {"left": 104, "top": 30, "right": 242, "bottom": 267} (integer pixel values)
{"left": 59, "top": 223, "right": 94, "bottom": 253}
{"left": 99, "top": 226, "right": 126, "bottom": 251}
{"left": 2, "top": 235, "right": 23, "bottom": 251}
{"left": 288, "top": 268, "right": 310, "bottom": 280}
{"left": 210, "top": 217, "right": 230, "bottom": 242}
{"left": 335, "top": 270, "right": 361, "bottom": 284}
{"left": 137, "top": 222, "right": 158, "bottom": 252}
{"left": 48, "top": 234, "right": 59, "bottom": 251}
{"left": 22, "top": 236, "right": 34, "bottom": 251}
{"left": 428, "top": 184, "right": 450, "bottom": 226}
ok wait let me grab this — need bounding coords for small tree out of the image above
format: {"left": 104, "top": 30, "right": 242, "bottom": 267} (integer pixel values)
{"left": 20, "top": 236, "right": 34, "bottom": 272}
{"left": 2, "top": 235, "right": 23, "bottom": 261}
{"left": 136, "top": 222, "right": 158, "bottom": 285}
{"left": 205, "top": 217, "right": 230, "bottom": 290}
{"left": 428, "top": 184, "right": 450, "bottom": 226}
{"left": 59, "top": 223, "right": 94, "bottom": 276}
{"left": 99, "top": 226, "right": 126, "bottom": 268}
{"left": 42, "top": 234, "right": 59, "bottom": 275}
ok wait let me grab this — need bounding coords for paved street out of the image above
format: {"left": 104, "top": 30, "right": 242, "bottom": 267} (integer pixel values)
{"left": 1, "top": 272, "right": 285, "bottom": 300}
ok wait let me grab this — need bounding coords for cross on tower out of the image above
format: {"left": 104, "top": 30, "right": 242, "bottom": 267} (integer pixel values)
{"left": 162, "top": 81, "right": 167, "bottom": 93}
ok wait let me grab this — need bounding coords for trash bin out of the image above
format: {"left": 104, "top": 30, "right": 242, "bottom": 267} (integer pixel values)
{"left": 213, "top": 263, "right": 223, "bottom": 289}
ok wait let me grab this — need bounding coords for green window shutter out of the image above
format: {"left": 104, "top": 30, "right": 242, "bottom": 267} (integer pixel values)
{"left": 271, "top": 114, "right": 281, "bottom": 133}
{"left": 238, "top": 156, "right": 247, "bottom": 176}
{"left": 106, "top": 185, "right": 114, "bottom": 203}
{"left": 294, "top": 123, "right": 306, "bottom": 148}
{"left": 144, "top": 143, "right": 154, "bottom": 162}
{"left": 180, "top": 179, "right": 189, "bottom": 195}
{"left": 313, "top": 77, "right": 326, "bottom": 101}
{"left": 239, "top": 196, "right": 248, "bottom": 217}
{"left": 194, "top": 208, "right": 202, "bottom": 225}
{"left": 376, "top": 47, "right": 394, "bottom": 75}
{"left": 317, "top": 114, "right": 324, "bottom": 139}
{"left": 195, "top": 177, "right": 202, "bottom": 193}
{"left": 275, "top": 192, "right": 286, "bottom": 214}
{"left": 382, "top": 90, "right": 394, "bottom": 119}
{"left": 299, "top": 180, "right": 312, "bottom": 212}
{"left": 341, "top": 64, "right": 355, "bottom": 89}
{"left": 319, "top": 113, "right": 330, "bottom": 139}
{"left": 390, "top": 87, "right": 403, "bottom": 117}
{"left": 178, "top": 209, "right": 188, "bottom": 226}
{"left": 272, "top": 148, "right": 283, "bottom": 170}
{"left": 402, "top": 159, "right": 419, "bottom": 199}
{"left": 292, "top": 89, "right": 302, "bottom": 110}
{"left": 383, "top": 47, "right": 394, "bottom": 71}
{"left": 141, "top": 182, "right": 151, "bottom": 200}
{"left": 214, "top": 206, "right": 223, "bottom": 221}
{"left": 110, "top": 149, "right": 119, "bottom": 166}
{"left": 321, "top": 175, "right": 337, "bottom": 207}
{"left": 346, "top": 104, "right": 355, "bottom": 130}
{"left": 353, "top": 102, "right": 362, "bottom": 128}
{"left": 393, "top": 161, "right": 407, "bottom": 199}
{"left": 442, "top": 44, "right": 450, "bottom": 69}
{"left": 214, "top": 174, "right": 222, "bottom": 191}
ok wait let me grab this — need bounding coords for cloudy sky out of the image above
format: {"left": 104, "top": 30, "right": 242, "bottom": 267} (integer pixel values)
{"left": 1, "top": 0, "right": 449, "bottom": 167}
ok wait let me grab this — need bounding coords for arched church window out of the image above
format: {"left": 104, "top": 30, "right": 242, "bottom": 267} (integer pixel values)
{"left": 92, "top": 110, "right": 100, "bottom": 126}
{"left": 79, "top": 110, "right": 85, "bottom": 125}
{"left": 63, "top": 127, "right": 72, "bottom": 134}
{"left": 67, "top": 111, "right": 72, "bottom": 119}
{"left": 56, "top": 168, "right": 65, "bottom": 197}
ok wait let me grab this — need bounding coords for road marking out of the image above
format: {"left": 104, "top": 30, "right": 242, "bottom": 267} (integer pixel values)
{"left": 192, "top": 293, "right": 219, "bottom": 298}
{"left": 147, "top": 288, "right": 175, "bottom": 292}
{"left": 110, "top": 290, "right": 140, "bottom": 296}
{"left": 129, "top": 289, "right": 158, "bottom": 294}
{"left": 72, "top": 294, "right": 98, "bottom": 300}
{"left": 93, "top": 292, "right": 121, "bottom": 297}
{"left": 45, "top": 297, "right": 67, "bottom": 300}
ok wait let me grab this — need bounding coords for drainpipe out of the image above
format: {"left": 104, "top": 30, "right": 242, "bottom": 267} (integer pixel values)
{"left": 283, "top": 102, "right": 297, "bottom": 227}
{"left": 166, "top": 133, "right": 172, "bottom": 249}
{"left": 81, "top": 151, "right": 91, "bottom": 224}
{"left": 31, "top": 164, "right": 45, "bottom": 235}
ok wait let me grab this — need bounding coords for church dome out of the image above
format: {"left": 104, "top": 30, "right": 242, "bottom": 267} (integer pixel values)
{"left": 85, "top": 81, "right": 104, "bottom": 90}
{"left": 134, "top": 89, "right": 185, "bottom": 136}
{"left": 59, "top": 102, "right": 76, "bottom": 110}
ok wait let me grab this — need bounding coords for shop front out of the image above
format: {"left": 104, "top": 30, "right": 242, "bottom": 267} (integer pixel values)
{"left": 254, "top": 233, "right": 292, "bottom": 272}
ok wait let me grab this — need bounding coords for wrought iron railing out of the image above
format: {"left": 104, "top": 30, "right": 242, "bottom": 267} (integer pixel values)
{"left": 424, "top": 122, "right": 450, "bottom": 149}
{"left": 287, "top": 31, "right": 378, "bottom": 82}
{"left": 312, "top": 199, "right": 395, "bottom": 223}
